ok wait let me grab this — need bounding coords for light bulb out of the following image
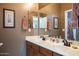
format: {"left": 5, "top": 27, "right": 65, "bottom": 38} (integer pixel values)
{"left": 27, "top": 3, "right": 33, "bottom": 7}
{"left": 26, "top": 3, "right": 33, "bottom": 10}
{"left": 28, "top": 28, "right": 31, "bottom": 32}
{"left": 44, "top": 29, "right": 47, "bottom": 32}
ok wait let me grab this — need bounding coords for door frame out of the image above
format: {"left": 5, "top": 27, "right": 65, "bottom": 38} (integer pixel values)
{"left": 65, "top": 9, "right": 72, "bottom": 40}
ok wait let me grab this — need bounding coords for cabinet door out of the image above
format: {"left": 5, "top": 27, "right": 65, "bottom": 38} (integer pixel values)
{"left": 33, "top": 49, "right": 40, "bottom": 56}
{"left": 26, "top": 41, "right": 33, "bottom": 56}
{"left": 40, "top": 47, "right": 53, "bottom": 56}
{"left": 31, "top": 43, "right": 40, "bottom": 56}
{"left": 29, "top": 47, "right": 34, "bottom": 56}
{"left": 26, "top": 41, "right": 40, "bottom": 56}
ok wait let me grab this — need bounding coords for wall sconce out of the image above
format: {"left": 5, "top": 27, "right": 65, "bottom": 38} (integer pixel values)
{"left": 62, "top": 28, "right": 65, "bottom": 32}
{"left": 0, "top": 42, "right": 3, "bottom": 47}
{"left": 26, "top": 3, "right": 33, "bottom": 32}
{"left": 26, "top": 3, "right": 33, "bottom": 10}
{"left": 28, "top": 28, "right": 31, "bottom": 32}
{"left": 44, "top": 28, "right": 47, "bottom": 32}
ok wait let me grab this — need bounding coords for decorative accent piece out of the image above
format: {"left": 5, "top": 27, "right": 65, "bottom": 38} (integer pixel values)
{"left": 53, "top": 17, "right": 58, "bottom": 29}
{"left": 3, "top": 9, "right": 15, "bottom": 28}
{"left": 22, "top": 16, "right": 28, "bottom": 30}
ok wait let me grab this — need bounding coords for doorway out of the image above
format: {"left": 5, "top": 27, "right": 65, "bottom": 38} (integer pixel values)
{"left": 65, "top": 9, "right": 73, "bottom": 40}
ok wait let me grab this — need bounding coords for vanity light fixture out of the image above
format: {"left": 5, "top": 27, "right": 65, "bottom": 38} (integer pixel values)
{"left": 28, "top": 28, "right": 31, "bottom": 32}
{"left": 26, "top": 3, "right": 33, "bottom": 10}
{"left": 26, "top": 3, "right": 33, "bottom": 32}
{"left": 0, "top": 42, "right": 3, "bottom": 47}
{"left": 44, "top": 28, "right": 47, "bottom": 32}
{"left": 62, "top": 28, "right": 65, "bottom": 32}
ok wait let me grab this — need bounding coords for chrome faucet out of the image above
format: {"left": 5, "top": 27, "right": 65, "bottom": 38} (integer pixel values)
{"left": 63, "top": 39, "right": 71, "bottom": 47}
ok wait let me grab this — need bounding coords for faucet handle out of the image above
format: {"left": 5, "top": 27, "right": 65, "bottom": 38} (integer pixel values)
{"left": 63, "top": 39, "right": 71, "bottom": 47}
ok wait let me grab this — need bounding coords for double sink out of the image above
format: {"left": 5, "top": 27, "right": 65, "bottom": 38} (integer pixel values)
{"left": 28, "top": 36, "right": 79, "bottom": 50}
{"left": 26, "top": 36, "right": 79, "bottom": 56}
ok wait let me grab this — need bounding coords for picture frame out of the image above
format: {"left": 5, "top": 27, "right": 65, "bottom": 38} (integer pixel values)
{"left": 3, "top": 9, "right": 15, "bottom": 28}
{"left": 53, "top": 17, "right": 58, "bottom": 29}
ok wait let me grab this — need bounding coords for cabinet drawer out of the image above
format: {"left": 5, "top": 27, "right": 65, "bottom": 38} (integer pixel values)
{"left": 40, "top": 47, "right": 52, "bottom": 56}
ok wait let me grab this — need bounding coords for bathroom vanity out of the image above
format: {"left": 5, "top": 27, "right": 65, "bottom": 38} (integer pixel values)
{"left": 26, "top": 41, "right": 62, "bottom": 56}
{"left": 26, "top": 36, "right": 79, "bottom": 56}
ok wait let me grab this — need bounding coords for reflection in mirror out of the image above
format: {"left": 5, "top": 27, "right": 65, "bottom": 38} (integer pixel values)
{"left": 30, "top": 11, "right": 38, "bottom": 35}
{"left": 39, "top": 17, "right": 47, "bottom": 28}
{"left": 65, "top": 9, "right": 73, "bottom": 40}
{"left": 33, "top": 16, "right": 38, "bottom": 28}
{"left": 39, "top": 13, "right": 48, "bottom": 35}
{"left": 47, "top": 16, "right": 59, "bottom": 37}
{"left": 65, "top": 9, "right": 79, "bottom": 41}
{"left": 28, "top": 3, "right": 61, "bottom": 36}
{"left": 27, "top": 11, "right": 38, "bottom": 35}
{"left": 33, "top": 16, "right": 39, "bottom": 35}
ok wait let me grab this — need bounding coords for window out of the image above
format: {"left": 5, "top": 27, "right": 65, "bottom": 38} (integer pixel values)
{"left": 33, "top": 16, "right": 38, "bottom": 28}
{"left": 39, "top": 17, "right": 47, "bottom": 28}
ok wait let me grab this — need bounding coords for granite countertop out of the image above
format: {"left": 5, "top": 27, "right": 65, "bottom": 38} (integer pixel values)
{"left": 25, "top": 36, "right": 79, "bottom": 56}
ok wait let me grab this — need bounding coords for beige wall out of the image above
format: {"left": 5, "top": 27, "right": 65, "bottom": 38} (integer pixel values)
{"left": 0, "top": 3, "right": 46, "bottom": 56}
{"left": 0, "top": 3, "right": 30, "bottom": 56}
{"left": 40, "top": 4, "right": 61, "bottom": 15}
{"left": 0, "top": 3, "right": 72, "bottom": 56}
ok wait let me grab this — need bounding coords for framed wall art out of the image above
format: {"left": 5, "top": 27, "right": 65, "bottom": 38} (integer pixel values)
{"left": 53, "top": 17, "right": 58, "bottom": 29}
{"left": 3, "top": 9, "right": 15, "bottom": 28}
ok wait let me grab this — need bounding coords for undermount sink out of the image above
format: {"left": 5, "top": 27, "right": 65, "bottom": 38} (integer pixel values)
{"left": 27, "top": 36, "right": 79, "bottom": 50}
{"left": 38, "top": 38, "right": 79, "bottom": 49}
{"left": 35, "top": 37, "right": 64, "bottom": 46}
{"left": 43, "top": 39, "right": 64, "bottom": 45}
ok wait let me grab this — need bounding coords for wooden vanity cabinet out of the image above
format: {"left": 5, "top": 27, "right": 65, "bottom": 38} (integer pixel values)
{"left": 26, "top": 41, "right": 62, "bottom": 56}
{"left": 31, "top": 43, "right": 40, "bottom": 56}
{"left": 26, "top": 41, "right": 39, "bottom": 56}
{"left": 39, "top": 47, "right": 53, "bottom": 56}
{"left": 26, "top": 41, "right": 33, "bottom": 56}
